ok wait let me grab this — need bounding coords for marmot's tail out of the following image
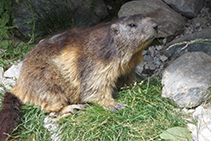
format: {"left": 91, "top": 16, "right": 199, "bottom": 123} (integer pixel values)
{"left": 0, "top": 92, "right": 21, "bottom": 141}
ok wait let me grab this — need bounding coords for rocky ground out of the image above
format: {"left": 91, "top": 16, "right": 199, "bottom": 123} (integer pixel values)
{"left": 138, "top": 3, "right": 211, "bottom": 78}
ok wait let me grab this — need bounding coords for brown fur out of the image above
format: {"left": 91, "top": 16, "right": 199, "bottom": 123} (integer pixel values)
{"left": 0, "top": 14, "right": 157, "bottom": 140}
{"left": 0, "top": 92, "right": 21, "bottom": 140}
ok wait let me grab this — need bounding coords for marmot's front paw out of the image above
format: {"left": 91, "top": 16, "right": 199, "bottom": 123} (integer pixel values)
{"left": 107, "top": 103, "right": 128, "bottom": 112}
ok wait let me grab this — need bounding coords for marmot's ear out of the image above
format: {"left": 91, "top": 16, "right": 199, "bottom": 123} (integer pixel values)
{"left": 111, "top": 24, "right": 120, "bottom": 35}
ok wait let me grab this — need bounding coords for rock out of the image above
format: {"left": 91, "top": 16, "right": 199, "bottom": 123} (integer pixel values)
{"left": 163, "top": 0, "right": 205, "bottom": 18}
{"left": 135, "top": 63, "right": 145, "bottom": 76}
{"left": 162, "top": 29, "right": 211, "bottom": 60}
{"left": 144, "top": 55, "right": 153, "bottom": 62}
{"left": 118, "top": 0, "right": 186, "bottom": 38}
{"left": 1, "top": 62, "right": 23, "bottom": 89}
{"left": 4, "top": 62, "right": 22, "bottom": 79}
{"left": 155, "top": 45, "right": 163, "bottom": 51}
{"left": 160, "top": 55, "right": 168, "bottom": 62}
{"left": 12, "top": 0, "right": 108, "bottom": 39}
{"left": 187, "top": 106, "right": 211, "bottom": 141}
{"left": 155, "top": 58, "right": 162, "bottom": 66}
{"left": 162, "top": 52, "right": 211, "bottom": 108}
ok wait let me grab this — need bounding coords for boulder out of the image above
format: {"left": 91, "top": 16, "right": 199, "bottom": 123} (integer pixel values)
{"left": 162, "top": 52, "right": 211, "bottom": 108}
{"left": 118, "top": 0, "right": 186, "bottom": 38}
{"left": 163, "top": 0, "right": 205, "bottom": 18}
{"left": 162, "top": 29, "right": 211, "bottom": 60}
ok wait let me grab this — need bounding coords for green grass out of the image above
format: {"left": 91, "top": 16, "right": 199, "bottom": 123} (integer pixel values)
{"left": 0, "top": 78, "right": 192, "bottom": 141}
{"left": 0, "top": 39, "right": 35, "bottom": 69}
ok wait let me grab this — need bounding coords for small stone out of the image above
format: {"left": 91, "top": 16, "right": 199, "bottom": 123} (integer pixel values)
{"left": 155, "top": 45, "right": 163, "bottom": 50}
{"left": 148, "top": 47, "right": 155, "bottom": 56}
{"left": 4, "top": 62, "right": 22, "bottom": 79}
{"left": 149, "top": 64, "right": 156, "bottom": 70}
{"left": 160, "top": 55, "right": 168, "bottom": 62}
{"left": 135, "top": 63, "right": 145, "bottom": 75}
{"left": 196, "top": 22, "right": 200, "bottom": 27}
{"left": 198, "top": 27, "right": 202, "bottom": 31}
{"left": 142, "top": 50, "right": 148, "bottom": 55}
{"left": 162, "top": 38, "right": 167, "bottom": 44}
{"left": 107, "top": 5, "right": 112, "bottom": 10}
{"left": 154, "top": 58, "right": 161, "bottom": 66}
{"left": 144, "top": 55, "right": 153, "bottom": 62}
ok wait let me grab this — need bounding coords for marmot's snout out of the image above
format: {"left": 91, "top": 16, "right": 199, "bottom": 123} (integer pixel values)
{"left": 148, "top": 18, "right": 158, "bottom": 33}
{"left": 146, "top": 18, "right": 158, "bottom": 38}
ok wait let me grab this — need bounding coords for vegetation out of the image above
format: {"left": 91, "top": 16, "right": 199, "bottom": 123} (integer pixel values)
{"left": 0, "top": 79, "right": 193, "bottom": 140}
{"left": 0, "top": 40, "right": 34, "bottom": 69}
{"left": 0, "top": 0, "right": 35, "bottom": 69}
{"left": 0, "top": 0, "right": 14, "bottom": 39}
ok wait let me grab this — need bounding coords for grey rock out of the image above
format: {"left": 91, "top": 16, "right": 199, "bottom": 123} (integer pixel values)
{"left": 162, "top": 38, "right": 167, "bottom": 44}
{"left": 2, "top": 62, "right": 23, "bottom": 89}
{"left": 4, "top": 62, "right": 23, "bottom": 79}
{"left": 162, "top": 52, "right": 211, "bottom": 108}
{"left": 148, "top": 47, "right": 155, "bottom": 56}
{"left": 142, "top": 50, "right": 148, "bottom": 55}
{"left": 136, "top": 63, "right": 145, "bottom": 76}
{"left": 187, "top": 106, "right": 211, "bottom": 141}
{"left": 163, "top": 0, "right": 205, "bottom": 18}
{"left": 162, "top": 29, "right": 211, "bottom": 59}
{"left": 155, "top": 45, "right": 163, "bottom": 51}
{"left": 144, "top": 55, "right": 153, "bottom": 62}
{"left": 118, "top": 0, "right": 186, "bottom": 38}
{"left": 160, "top": 55, "right": 168, "bottom": 62}
{"left": 149, "top": 64, "right": 157, "bottom": 70}
{"left": 155, "top": 58, "right": 162, "bottom": 66}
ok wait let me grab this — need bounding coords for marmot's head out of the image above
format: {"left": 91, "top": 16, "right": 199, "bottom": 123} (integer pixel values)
{"left": 111, "top": 14, "right": 158, "bottom": 58}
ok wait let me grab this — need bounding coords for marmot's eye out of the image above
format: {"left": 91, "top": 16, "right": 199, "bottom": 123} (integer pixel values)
{"left": 128, "top": 23, "right": 136, "bottom": 27}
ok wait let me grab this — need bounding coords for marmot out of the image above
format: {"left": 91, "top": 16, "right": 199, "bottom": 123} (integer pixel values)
{"left": 0, "top": 14, "right": 157, "bottom": 140}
